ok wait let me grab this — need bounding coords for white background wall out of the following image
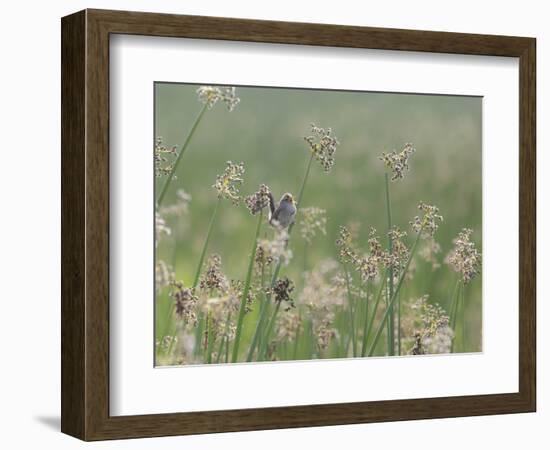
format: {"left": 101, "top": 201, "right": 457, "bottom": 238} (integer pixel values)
{"left": 0, "top": 0, "right": 546, "bottom": 448}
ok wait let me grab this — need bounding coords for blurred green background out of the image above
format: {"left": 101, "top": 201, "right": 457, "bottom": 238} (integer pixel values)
{"left": 155, "top": 83, "right": 482, "bottom": 352}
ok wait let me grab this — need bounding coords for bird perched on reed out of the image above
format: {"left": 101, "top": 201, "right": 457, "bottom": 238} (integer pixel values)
{"left": 268, "top": 192, "right": 297, "bottom": 228}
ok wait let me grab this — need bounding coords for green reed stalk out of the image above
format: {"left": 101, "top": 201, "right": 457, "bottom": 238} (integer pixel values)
{"left": 189, "top": 198, "right": 222, "bottom": 351}
{"left": 206, "top": 312, "right": 215, "bottom": 364}
{"left": 259, "top": 301, "right": 281, "bottom": 360}
{"left": 292, "top": 318, "right": 301, "bottom": 360}
{"left": 248, "top": 153, "right": 315, "bottom": 360}
{"left": 156, "top": 104, "right": 208, "bottom": 206}
{"left": 246, "top": 262, "right": 268, "bottom": 362}
{"left": 384, "top": 173, "right": 395, "bottom": 356}
{"left": 449, "top": 279, "right": 461, "bottom": 353}
{"left": 368, "top": 232, "right": 421, "bottom": 356}
{"left": 225, "top": 338, "right": 230, "bottom": 363}
{"left": 290, "top": 153, "right": 315, "bottom": 235}
{"left": 360, "top": 281, "right": 371, "bottom": 357}
{"left": 231, "top": 211, "right": 264, "bottom": 363}
{"left": 448, "top": 279, "right": 461, "bottom": 326}
{"left": 397, "top": 290, "right": 402, "bottom": 355}
{"left": 216, "top": 337, "right": 224, "bottom": 364}
{"left": 362, "top": 273, "right": 387, "bottom": 356}
{"left": 192, "top": 198, "right": 221, "bottom": 288}
{"left": 343, "top": 263, "right": 357, "bottom": 357}
{"left": 165, "top": 198, "right": 221, "bottom": 357}
{"left": 385, "top": 285, "right": 392, "bottom": 355}
{"left": 216, "top": 313, "right": 232, "bottom": 364}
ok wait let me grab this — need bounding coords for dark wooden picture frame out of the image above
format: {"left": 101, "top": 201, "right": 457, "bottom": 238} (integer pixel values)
{"left": 61, "top": 9, "right": 536, "bottom": 441}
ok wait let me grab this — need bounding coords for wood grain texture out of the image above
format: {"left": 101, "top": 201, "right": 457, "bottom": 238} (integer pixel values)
{"left": 61, "top": 10, "right": 86, "bottom": 439}
{"left": 60, "top": 8, "right": 537, "bottom": 441}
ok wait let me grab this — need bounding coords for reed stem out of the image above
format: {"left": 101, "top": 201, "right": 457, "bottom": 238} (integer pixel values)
{"left": 343, "top": 263, "right": 357, "bottom": 357}
{"left": 368, "top": 232, "right": 421, "bottom": 356}
{"left": 231, "top": 211, "right": 264, "bottom": 362}
{"left": 156, "top": 104, "right": 208, "bottom": 206}
{"left": 362, "top": 272, "right": 387, "bottom": 356}
{"left": 384, "top": 173, "right": 395, "bottom": 356}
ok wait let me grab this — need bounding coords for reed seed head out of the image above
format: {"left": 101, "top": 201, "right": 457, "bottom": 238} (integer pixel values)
{"left": 170, "top": 281, "right": 199, "bottom": 325}
{"left": 160, "top": 189, "right": 191, "bottom": 217}
{"left": 154, "top": 136, "right": 178, "bottom": 178}
{"left": 419, "top": 236, "right": 442, "bottom": 270}
{"left": 269, "top": 277, "right": 296, "bottom": 311}
{"left": 379, "top": 142, "right": 416, "bottom": 181}
{"left": 197, "top": 86, "right": 240, "bottom": 111}
{"left": 315, "top": 317, "right": 338, "bottom": 351}
{"left": 446, "top": 228, "right": 482, "bottom": 284}
{"left": 199, "top": 254, "right": 229, "bottom": 293}
{"left": 155, "top": 260, "right": 175, "bottom": 293}
{"left": 382, "top": 227, "right": 410, "bottom": 272}
{"left": 256, "top": 227, "right": 292, "bottom": 268}
{"left": 155, "top": 212, "right": 171, "bottom": 244}
{"left": 276, "top": 311, "right": 300, "bottom": 343}
{"left": 405, "top": 295, "right": 453, "bottom": 355}
{"left": 299, "top": 207, "right": 327, "bottom": 244}
{"left": 156, "top": 335, "right": 178, "bottom": 352}
{"left": 245, "top": 184, "right": 271, "bottom": 215}
{"left": 335, "top": 226, "right": 358, "bottom": 263}
{"left": 304, "top": 123, "right": 340, "bottom": 173}
{"left": 212, "top": 161, "right": 245, "bottom": 204}
{"left": 300, "top": 259, "right": 346, "bottom": 310}
{"left": 410, "top": 201, "right": 444, "bottom": 237}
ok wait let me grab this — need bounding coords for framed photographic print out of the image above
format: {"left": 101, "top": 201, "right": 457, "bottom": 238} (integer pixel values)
{"left": 61, "top": 9, "right": 536, "bottom": 440}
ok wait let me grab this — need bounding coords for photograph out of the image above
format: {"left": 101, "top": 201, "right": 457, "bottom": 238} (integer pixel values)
{"left": 154, "top": 83, "right": 482, "bottom": 366}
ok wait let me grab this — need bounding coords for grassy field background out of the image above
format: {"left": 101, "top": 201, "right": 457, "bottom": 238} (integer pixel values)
{"left": 154, "top": 83, "right": 482, "bottom": 360}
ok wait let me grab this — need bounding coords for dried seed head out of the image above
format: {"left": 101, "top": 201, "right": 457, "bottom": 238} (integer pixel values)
{"left": 304, "top": 123, "right": 340, "bottom": 173}
{"left": 156, "top": 335, "right": 178, "bottom": 352}
{"left": 367, "top": 227, "right": 385, "bottom": 259}
{"left": 355, "top": 254, "right": 380, "bottom": 282}
{"left": 405, "top": 295, "right": 453, "bottom": 355}
{"left": 154, "top": 136, "right": 178, "bottom": 178}
{"left": 212, "top": 161, "right": 245, "bottom": 204}
{"left": 199, "top": 254, "right": 229, "bottom": 293}
{"left": 170, "top": 281, "right": 198, "bottom": 325}
{"left": 155, "top": 260, "right": 175, "bottom": 293}
{"left": 419, "top": 236, "right": 442, "bottom": 270}
{"left": 160, "top": 189, "right": 191, "bottom": 217}
{"left": 410, "top": 201, "right": 444, "bottom": 237}
{"left": 155, "top": 212, "right": 171, "bottom": 244}
{"left": 299, "top": 207, "right": 327, "bottom": 244}
{"left": 254, "top": 245, "right": 273, "bottom": 268}
{"left": 245, "top": 184, "right": 271, "bottom": 215}
{"left": 445, "top": 228, "right": 482, "bottom": 284}
{"left": 299, "top": 260, "right": 342, "bottom": 352}
{"left": 337, "top": 226, "right": 387, "bottom": 283}
{"left": 276, "top": 311, "right": 300, "bottom": 343}
{"left": 315, "top": 317, "right": 338, "bottom": 351}
{"left": 196, "top": 86, "right": 240, "bottom": 111}
{"left": 379, "top": 143, "right": 416, "bottom": 181}
{"left": 335, "top": 226, "right": 358, "bottom": 264}
{"left": 381, "top": 227, "right": 410, "bottom": 272}
{"left": 256, "top": 227, "right": 292, "bottom": 268}
{"left": 269, "top": 277, "right": 296, "bottom": 311}
{"left": 300, "top": 259, "right": 346, "bottom": 309}
{"left": 423, "top": 325, "right": 454, "bottom": 354}
{"left": 411, "top": 332, "right": 425, "bottom": 355}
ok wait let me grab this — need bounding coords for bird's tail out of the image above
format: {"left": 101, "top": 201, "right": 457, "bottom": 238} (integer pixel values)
{"left": 267, "top": 191, "right": 276, "bottom": 221}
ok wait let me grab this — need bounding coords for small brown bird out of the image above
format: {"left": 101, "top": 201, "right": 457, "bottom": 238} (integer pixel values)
{"left": 268, "top": 192, "right": 297, "bottom": 228}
